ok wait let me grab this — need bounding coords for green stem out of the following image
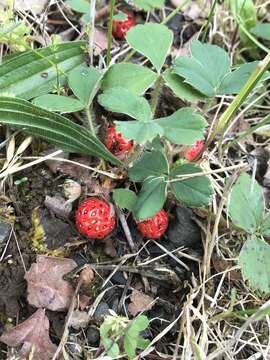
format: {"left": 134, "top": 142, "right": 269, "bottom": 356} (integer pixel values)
{"left": 85, "top": 106, "right": 96, "bottom": 137}
{"left": 106, "top": 0, "right": 116, "bottom": 66}
{"left": 161, "top": 0, "right": 191, "bottom": 25}
{"left": 224, "top": 114, "right": 270, "bottom": 150}
{"left": 150, "top": 76, "right": 163, "bottom": 116}
{"left": 207, "top": 51, "right": 270, "bottom": 145}
{"left": 201, "top": 0, "right": 218, "bottom": 42}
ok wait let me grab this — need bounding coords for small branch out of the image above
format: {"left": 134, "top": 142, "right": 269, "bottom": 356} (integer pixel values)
{"left": 116, "top": 208, "right": 136, "bottom": 252}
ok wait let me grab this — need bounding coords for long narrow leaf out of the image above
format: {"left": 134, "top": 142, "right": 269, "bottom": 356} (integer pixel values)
{"left": 0, "top": 42, "right": 86, "bottom": 99}
{"left": 0, "top": 97, "right": 122, "bottom": 166}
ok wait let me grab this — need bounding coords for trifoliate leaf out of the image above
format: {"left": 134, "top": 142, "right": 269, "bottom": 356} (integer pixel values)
{"left": 163, "top": 69, "right": 205, "bottom": 102}
{"left": 156, "top": 108, "right": 207, "bottom": 144}
{"left": 171, "top": 163, "right": 213, "bottom": 207}
{"left": 128, "top": 150, "right": 169, "bottom": 182}
{"left": 32, "top": 94, "right": 84, "bottom": 113}
{"left": 228, "top": 173, "right": 264, "bottom": 234}
{"left": 173, "top": 40, "right": 230, "bottom": 97}
{"left": 239, "top": 237, "right": 270, "bottom": 293}
{"left": 113, "top": 189, "right": 137, "bottom": 210}
{"left": 102, "top": 63, "right": 158, "bottom": 95}
{"left": 126, "top": 23, "right": 173, "bottom": 72}
{"left": 98, "top": 87, "right": 152, "bottom": 122}
{"left": 133, "top": 177, "right": 167, "bottom": 220}
{"left": 68, "top": 64, "right": 103, "bottom": 106}
{"left": 115, "top": 120, "right": 162, "bottom": 144}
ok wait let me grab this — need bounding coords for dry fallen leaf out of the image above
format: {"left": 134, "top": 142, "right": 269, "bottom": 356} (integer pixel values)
{"left": 69, "top": 310, "right": 90, "bottom": 330}
{"left": 0, "top": 309, "right": 57, "bottom": 360}
{"left": 25, "top": 255, "right": 77, "bottom": 311}
{"left": 128, "top": 290, "right": 155, "bottom": 316}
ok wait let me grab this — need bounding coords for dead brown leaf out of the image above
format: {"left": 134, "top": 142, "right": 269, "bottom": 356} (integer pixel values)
{"left": 128, "top": 290, "right": 155, "bottom": 316}
{"left": 212, "top": 255, "right": 242, "bottom": 281}
{"left": 69, "top": 310, "right": 90, "bottom": 330}
{"left": 0, "top": 309, "right": 57, "bottom": 360}
{"left": 25, "top": 255, "right": 77, "bottom": 311}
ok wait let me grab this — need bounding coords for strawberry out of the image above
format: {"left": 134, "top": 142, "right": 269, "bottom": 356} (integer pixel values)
{"left": 75, "top": 198, "right": 116, "bottom": 239}
{"left": 137, "top": 209, "right": 169, "bottom": 239}
{"left": 112, "top": 12, "right": 136, "bottom": 40}
{"left": 185, "top": 140, "right": 204, "bottom": 162}
{"left": 105, "top": 126, "right": 133, "bottom": 157}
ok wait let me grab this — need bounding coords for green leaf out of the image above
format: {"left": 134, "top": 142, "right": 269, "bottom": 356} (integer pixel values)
{"left": 115, "top": 120, "right": 162, "bottom": 144}
{"left": 128, "top": 150, "right": 169, "bottom": 182}
{"left": 136, "top": 337, "right": 150, "bottom": 350}
{"left": 228, "top": 173, "right": 264, "bottom": 233}
{"left": 113, "top": 12, "right": 128, "bottom": 21}
{"left": 133, "top": 0, "right": 165, "bottom": 10}
{"left": 113, "top": 189, "right": 137, "bottom": 210}
{"left": 130, "top": 315, "right": 150, "bottom": 333}
{"left": 102, "top": 63, "right": 158, "bottom": 95}
{"left": 0, "top": 97, "right": 122, "bottom": 166}
{"left": 260, "top": 213, "right": 270, "bottom": 237}
{"left": 163, "top": 69, "right": 205, "bottom": 102}
{"left": 0, "top": 41, "right": 85, "bottom": 100}
{"left": 126, "top": 23, "right": 173, "bottom": 72}
{"left": 171, "top": 163, "right": 213, "bottom": 207}
{"left": 173, "top": 40, "right": 230, "bottom": 97}
{"left": 156, "top": 108, "right": 207, "bottom": 145}
{"left": 99, "top": 322, "right": 111, "bottom": 338}
{"left": 32, "top": 94, "right": 84, "bottom": 113}
{"left": 230, "top": 0, "right": 257, "bottom": 32}
{"left": 251, "top": 23, "right": 270, "bottom": 41}
{"left": 229, "top": 0, "right": 257, "bottom": 50}
{"left": 219, "top": 62, "right": 261, "bottom": 95}
{"left": 239, "top": 237, "right": 270, "bottom": 293}
{"left": 124, "top": 335, "right": 137, "bottom": 359}
{"left": 102, "top": 338, "right": 120, "bottom": 358}
{"left": 133, "top": 177, "right": 167, "bottom": 220}
{"left": 98, "top": 87, "right": 152, "bottom": 122}
{"left": 65, "top": 0, "right": 89, "bottom": 13}
{"left": 68, "top": 64, "right": 103, "bottom": 106}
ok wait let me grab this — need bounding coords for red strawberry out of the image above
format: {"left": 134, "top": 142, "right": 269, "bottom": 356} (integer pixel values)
{"left": 137, "top": 209, "right": 168, "bottom": 239}
{"left": 112, "top": 12, "right": 136, "bottom": 40}
{"left": 105, "top": 126, "right": 133, "bottom": 157}
{"left": 185, "top": 140, "right": 204, "bottom": 162}
{"left": 76, "top": 198, "right": 116, "bottom": 239}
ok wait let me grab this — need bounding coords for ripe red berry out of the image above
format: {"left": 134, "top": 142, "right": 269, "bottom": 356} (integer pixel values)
{"left": 75, "top": 198, "right": 116, "bottom": 239}
{"left": 137, "top": 209, "right": 169, "bottom": 239}
{"left": 185, "top": 140, "right": 204, "bottom": 162}
{"left": 105, "top": 126, "right": 133, "bottom": 157}
{"left": 112, "top": 12, "right": 136, "bottom": 40}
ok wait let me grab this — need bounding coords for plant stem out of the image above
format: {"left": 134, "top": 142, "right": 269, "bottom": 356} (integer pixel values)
{"left": 161, "top": 0, "right": 191, "bottom": 25}
{"left": 207, "top": 51, "right": 270, "bottom": 145}
{"left": 85, "top": 107, "right": 96, "bottom": 137}
{"left": 150, "top": 76, "right": 163, "bottom": 117}
{"left": 201, "top": 0, "right": 218, "bottom": 42}
{"left": 106, "top": 0, "right": 116, "bottom": 66}
{"left": 89, "top": 0, "right": 96, "bottom": 64}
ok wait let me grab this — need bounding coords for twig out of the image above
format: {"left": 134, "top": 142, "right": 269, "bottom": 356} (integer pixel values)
{"left": 116, "top": 208, "right": 136, "bottom": 252}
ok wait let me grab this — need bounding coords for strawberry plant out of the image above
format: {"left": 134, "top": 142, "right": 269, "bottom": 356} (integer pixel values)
{"left": 228, "top": 173, "right": 270, "bottom": 293}
{"left": 100, "top": 311, "right": 150, "bottom": 359}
